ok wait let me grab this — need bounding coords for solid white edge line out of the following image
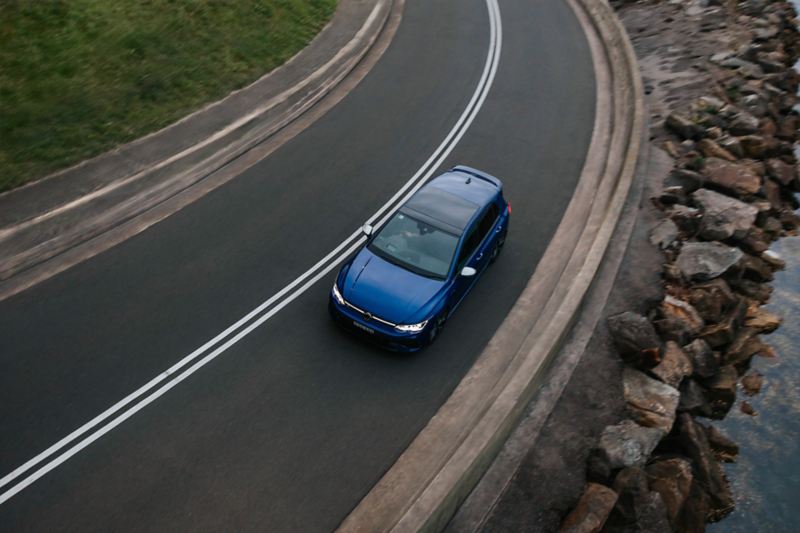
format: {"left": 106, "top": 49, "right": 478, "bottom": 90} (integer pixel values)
{"left": 0, "top": 238, "right": 366, "bottom": 505}
{"left": 0, "top": 0, "right": 502, "bottom": 503}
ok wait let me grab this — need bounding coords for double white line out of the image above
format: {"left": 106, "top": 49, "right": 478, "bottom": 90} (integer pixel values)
{"left": 0, "top": 0, "right": 502, "bottom": 505}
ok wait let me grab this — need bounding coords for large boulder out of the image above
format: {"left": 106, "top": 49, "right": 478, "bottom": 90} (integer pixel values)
{"left": 645, "top": 458, "right": 694, "bottom": 530}
{"left": 676, "top": 242, "right": 743, "bottom": 282}
{"left": 623, "top": 368, "right": 680, "bottom": 433}
{"left": 677, "top": 414, "right": 734, "bottom": 515}
{"left": 683, "top": 339, "right": 719, "bottom": 379}
{"left": 701, "top": 158, "right": 761, "bottom": 196}
{"left": 596, "top": 420, "right": 665, "bottom": 470}
{"left": 650, "top": 341, "right": 694, "bottom": 388}
{"left": 559, "top": 482, "right": 618, "bottom": 533}
{"left": 654, "top": 296, "right": 705, "bottom": 345}
{"left": 691, "top": 188, "right": 758, "bottom": 241}
{"left": 698, "top": 298, "right": 748, "bottom": 348}
{"left": 607, "top": 312, "right": 661, "bottom": 364}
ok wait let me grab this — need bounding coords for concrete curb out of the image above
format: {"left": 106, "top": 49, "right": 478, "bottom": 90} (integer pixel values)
{"left": 337, "top": 0, "right": 646, "bottom": 531}
{"left": 0, "top": 0, "right": 393, "bottom": 296}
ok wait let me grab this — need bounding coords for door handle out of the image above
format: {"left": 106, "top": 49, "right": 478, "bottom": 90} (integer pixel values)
{"left": 476, "top": 252, "right": 483, "bottom": 261}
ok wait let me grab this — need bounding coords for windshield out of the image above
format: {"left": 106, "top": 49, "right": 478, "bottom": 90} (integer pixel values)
{"left": 368, "top": 212, "right": 458, "bottom": 279}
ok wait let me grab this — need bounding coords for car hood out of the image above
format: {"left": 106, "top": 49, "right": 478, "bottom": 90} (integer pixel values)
{"left": 342, "top": 248, "right": 444, "bottom": 324}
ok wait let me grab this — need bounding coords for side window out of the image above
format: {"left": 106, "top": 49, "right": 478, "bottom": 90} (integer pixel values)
{"left": 457, "top": 226, "right": 481, "bottom": 268}
{"left": 457, "top": 203, "right": 499, "bottom": 268}
{"left": 477, "top": 203, "right": 500, "bottom": 240}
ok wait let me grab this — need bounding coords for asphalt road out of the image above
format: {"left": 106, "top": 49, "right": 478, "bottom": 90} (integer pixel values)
{"left": 0, "top": 0, "right": 595, "bottom": 530}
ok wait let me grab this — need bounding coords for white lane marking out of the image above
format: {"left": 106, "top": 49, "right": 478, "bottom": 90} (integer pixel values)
{"left": 0, "top": 0, "right": 502, "bottom": 504}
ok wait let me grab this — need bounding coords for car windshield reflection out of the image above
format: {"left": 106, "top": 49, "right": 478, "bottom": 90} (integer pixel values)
{"left": 368, "top": 212, "right": 457, "bottom": 280}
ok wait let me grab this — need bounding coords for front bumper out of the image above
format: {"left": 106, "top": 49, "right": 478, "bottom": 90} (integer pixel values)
{"left": 328, "top": 293, "right": 429, "bottom": 352}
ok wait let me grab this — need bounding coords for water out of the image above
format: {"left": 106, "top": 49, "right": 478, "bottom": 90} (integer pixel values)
{"left": 705, "top": 227, "right": 800, "bottom": 531}
{"left": 706, "top": 2, "right": 800, "bottom": 524}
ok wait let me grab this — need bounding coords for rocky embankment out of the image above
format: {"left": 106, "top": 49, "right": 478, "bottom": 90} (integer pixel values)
{"left": 559, "top": 1, "right": 799, "bottom": 531}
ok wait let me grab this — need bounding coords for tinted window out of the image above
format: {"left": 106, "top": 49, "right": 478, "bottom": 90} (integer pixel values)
{"left": 368, "top": 212, "right": 458, "bottom": 279}
{"left": 478, "top": 203, "right": 500, "bottom": 238}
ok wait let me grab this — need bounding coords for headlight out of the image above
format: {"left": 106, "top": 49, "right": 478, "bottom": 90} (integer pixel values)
{"left": 331, "top": 282, "right": 345, "bottom": 305}
{"left": 395, "top": 320, "right": 428, "bottom": 333}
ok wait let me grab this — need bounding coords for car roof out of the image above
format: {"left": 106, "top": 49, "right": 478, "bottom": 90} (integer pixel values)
{"left": 401, "top": 172, "right": 499, "bottom": 235}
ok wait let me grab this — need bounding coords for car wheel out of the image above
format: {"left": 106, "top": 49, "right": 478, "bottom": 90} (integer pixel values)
{"left": 490, "top": 232, "right": 507, "bottom": 263}
{"left": 428, "top": 313, "right": 447, "bottom": 345}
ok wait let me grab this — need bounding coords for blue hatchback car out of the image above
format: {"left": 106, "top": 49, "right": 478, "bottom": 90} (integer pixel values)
{"left": 329, "top": 165, "right": 510, "bottom": 351}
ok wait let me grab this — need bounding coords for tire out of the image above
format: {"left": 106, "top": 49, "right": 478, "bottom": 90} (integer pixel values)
{"left": 428, "top": 313, "right": 447, "bottom": 345}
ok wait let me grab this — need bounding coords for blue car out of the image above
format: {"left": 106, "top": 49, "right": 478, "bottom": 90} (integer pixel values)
{"left": 329, "top": 166, "right": 510, "bottom": 351}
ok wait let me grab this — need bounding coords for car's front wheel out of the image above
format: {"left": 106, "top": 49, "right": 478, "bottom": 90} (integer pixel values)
{"left": 427, "top": 313, "right": 447, "bottom": 345}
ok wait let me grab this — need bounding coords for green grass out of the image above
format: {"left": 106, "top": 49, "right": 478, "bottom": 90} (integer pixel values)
{"left": 0, "top": 0, "right": 337, "bottom": 192}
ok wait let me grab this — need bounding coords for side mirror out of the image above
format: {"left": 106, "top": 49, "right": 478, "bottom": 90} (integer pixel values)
{"left": 362, "top": 223, "right": 374, "bottom": 237}
{"left": 460, "top": 266, "right": 477, "bottom": 277}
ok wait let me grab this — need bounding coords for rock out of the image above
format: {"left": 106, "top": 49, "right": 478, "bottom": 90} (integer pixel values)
{"left": 741, "top": 370, "right": 764, "bottom": 396}
{"left": 697, "top": 138, "right": 737, "bottom": 161}
{"left": 719, "top": 137, "right": 745, "bottom": 159}
{"left": 650, "top": 341, "right": 694, "bottom": 388}
{"left": 559, "top": 483, "right": 618, "bottom": 533}
{"left": 698, "top": 298, "right": 747, "bottom": 348}
{"left": 704, "top": 424, "right": 739, "bottom": 460}
{"left": 666, "top": 112, "right": 704, "bottom": 140}
{"left": 677, "top": 414, "right": 734, "bottom": 514}
{"left": 596, "top": 420, "right": 665, "bottom": 470}
{"left": 658, "top": 185, "right": 688, "bottom": 206}
{"left": 654, "top": 296, "right": 705, "bottom": 345}
{"left": 705, "top": 365, "right": 738, "bottom": 407}
{"left": 745, "top": 307, "right": 781, "bottom": 333}
{"left": 688, "top": 279, "right": 737, "bottom": 323}
{"left": 683, "top": 339, "right": 719, "bottom": 379}
{"left": 729, "top": 278, "right": 773, "bottom": 302}
{"left": 607, "top": 312, "right": 661, "bottom": 364}
{"left": 728, "top": 109, "right": 761, "bottom": 135}
{"left": 670, "top": 168, "right": 704, "bottom": 191}
{"left": 718, "top": 56, "right": 765, "bottom": 79}
{"left": 702, "top": 158, "right": 761, "bottom": 196}
{"left": 676, "top": 242, "right": 743, "bottom": 282}
{"left": 678, "top": 378, "right": 713, "bottom": 417}
{"left": 764, "top": 178, "right": 783, "bottom": 210}
{"left": 692, "top": 188, "right": 758, "bottom": 241}
{"left": 738, "top": 135, "right": 767, "bottom": 158}
{"left": 680, "top": 480, "right": 712, "bottom": 533}
{"left": 761, "top": 250, "right": 785, "bottom": 270}
{"left": 739, "top": 227, "right": 771, "bottom": 255}
{"left": 723, "top": 328, "right": 759, "bottom": 366}
{"left": 740, "top": 400, "right": 757, "bottom": 416}
{"left": 645, "top": 458, "right": 694, "bottom": 529}
{"left": 698, "top": 95, "right": 726, "bottom": 113}
{"left": 667, "top": 204, "right": 703, "bottom": 234}
{"left": 650, "top": 218, "right": 679, "bottom": 250}
{"left": 623, "top": 368, "right": 680, "bottom": 433}
{"left": 737, "top": 253, "right": 775, "bottom": 282}
{"left": 606, "top": 469, "right": 672, "bottom": 533}
{"left": 766, "top": 158, "right": 797, "bottom": 186}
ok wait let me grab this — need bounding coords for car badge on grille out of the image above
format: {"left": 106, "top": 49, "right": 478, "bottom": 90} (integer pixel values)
{"left": 364, "top": 312, "right": 373, "bottom": 321}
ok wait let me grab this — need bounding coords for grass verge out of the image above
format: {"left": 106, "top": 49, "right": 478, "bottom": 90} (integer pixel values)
{"left": 0, "top": 0, "right": 337, "bottom": 192}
